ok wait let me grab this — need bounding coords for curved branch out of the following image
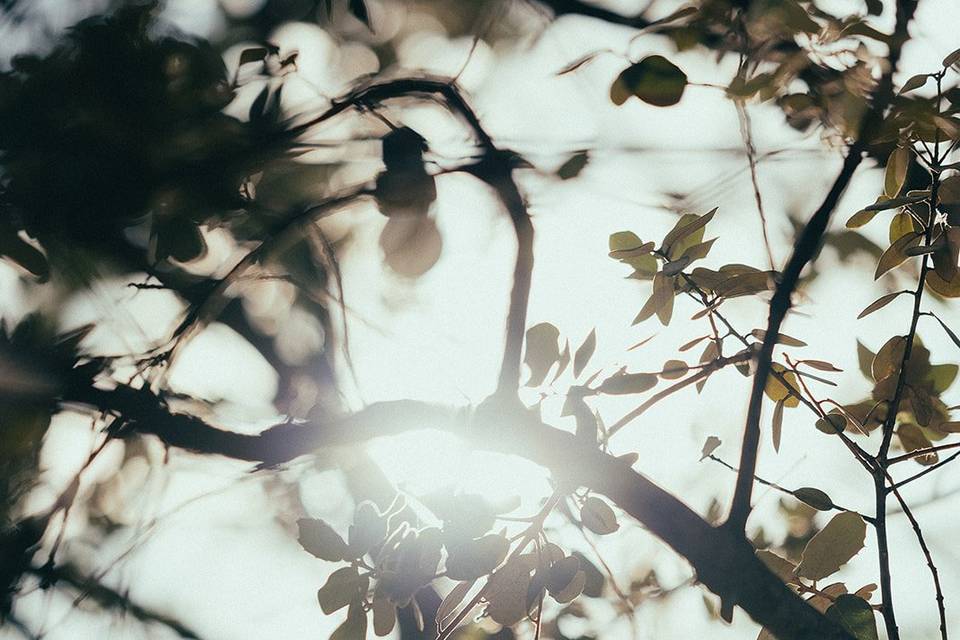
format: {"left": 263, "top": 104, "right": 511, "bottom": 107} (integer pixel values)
{"left": 68, "top": 383, "right": 853, "bottom": 640}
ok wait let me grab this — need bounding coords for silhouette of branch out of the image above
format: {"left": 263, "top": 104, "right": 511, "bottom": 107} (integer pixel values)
{"left": 64, "top": 382, "right": 854, "bottom": 640}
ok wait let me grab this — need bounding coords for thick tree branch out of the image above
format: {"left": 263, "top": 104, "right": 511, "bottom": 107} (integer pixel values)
{"left": 66, "top": 384, "right": 853, "bottom": 640}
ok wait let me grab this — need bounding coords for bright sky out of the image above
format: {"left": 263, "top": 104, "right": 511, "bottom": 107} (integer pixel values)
{"left": 2, "top": 0, "right": 960, "bottom": 639}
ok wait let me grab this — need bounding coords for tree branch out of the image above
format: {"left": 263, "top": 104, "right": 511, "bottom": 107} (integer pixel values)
{"left": 65, "top": 383, "right": 854, "bottom": 640}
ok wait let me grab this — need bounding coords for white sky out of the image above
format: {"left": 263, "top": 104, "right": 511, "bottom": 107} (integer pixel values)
{"left": 3, "top": 0, "right": 960, "bottom": 638}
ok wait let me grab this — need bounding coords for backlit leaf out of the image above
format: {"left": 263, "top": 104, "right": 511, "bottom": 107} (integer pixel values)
{"left": 857, "top": 291, "right": 908, "bottom": 319}
{"left": 796, "top": 512, "right": 866, "bottom": 580}
{"left": 524, "top": 323, "right": 561, "bottom": 386}
{"left": 875, "top": 232, "right": 921, "bottom": 279}
{"left": 884, "top": 147, "right": 911, "bottom": 197}
{"left": 700, "top": 435, "right": 721, "bottom": 460}
{"left": 598, "top": 372, "right": 658, "bottom": 395}
{"left": 772, "top": 399, "right": 784, "bottom": 453}
{"left": 826, "top": 595, "right": 879, "bottom": 640}
{"left": 580, "top": 497, "right": 619, "bottom": 535}
{"left": 573, "top": 329, "right": 597, "bottom": 378}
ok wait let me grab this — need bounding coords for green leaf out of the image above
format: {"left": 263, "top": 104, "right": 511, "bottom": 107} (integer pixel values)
{"left": 793, "top": 487, "right": 835, "bottom": 511}
{"left": 524, "top": 322, "right": 561, "bottom": 386}
{"left": 796, "top": 512, "right": 866, "bottom": 580}
{"left": 662, "top": 208, "right": 717, "bottom": 257}
{"left": 609, "top": 231, "right": 643, "bottom": 252}
{"left": 826, "top": 595, "right": 879, "bottom": 640}
{"left": 298, "top": 518, "right": 348, "bottom": 561}
{"left": 700, "top": 435, "right": 721, "bottom": 461}
{"left": 317, "top": 567, "right": 367, "bottom": 614}
{"left": 573, "top": 329, "right": 597, "bottom": 379}
{"left": 884, "top": 147, "right": 911, "bottom": 197}
{"left": 927, "top": 363, "right": 958, "bottom": 394}
{"left": 598, "top": 372, "right": 658, "bottom": 395}
{"left": 610, "top": 55, "right": 687, "bottom": 107}
{"left": 580, "top": 496, "right": 619, "bottom": 535}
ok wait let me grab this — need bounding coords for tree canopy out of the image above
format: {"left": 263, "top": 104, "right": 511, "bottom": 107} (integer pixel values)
{"left": 1, "top": 1, "right": 959, "bottom": 639}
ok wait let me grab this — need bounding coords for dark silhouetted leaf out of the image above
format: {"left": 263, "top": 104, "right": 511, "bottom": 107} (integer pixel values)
{"left": 317, "top": 567, "right": 367, "bottom": 614}
{"left": 610, "top": 55, "right": 687, "bottom": 107}
{"left": 793, "top": 488, "right": 834, "bottom": 511}
{"left": 826, "top": 595, "right": 879, "bottom": 640}
{"left": 298, "top": 518, "right": 348, "bottom": 561}
{"left": 558, "top": 152, "right": 589, "bottom": 179}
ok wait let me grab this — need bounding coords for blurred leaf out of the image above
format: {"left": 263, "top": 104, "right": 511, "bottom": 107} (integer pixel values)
{"left": 610, "top": 56, "right": 687, "bottom": 107}
{"left": 238, "top": 47, "right": 268, "bottom": 66}
{"left": 347, "top": 501, "right": 387, "bottom": 559}
{"left": 802, "top": 360, "right": 842, "bottom": 372}
{"left": 558, "top": 152, "right": 589, "bottom": 180}
{"left": 796, "top": 512, "right": 866, "bottom": 580}
{"left": 524, "top": 323, "right": 561, "bottom": 387}
{"left": 598, "top": 372, "right": 657, "bottom": 395}
{"left": 816, "top": 414, "right": 848, "bottom": 435}
{"left": 751, "top": 329, "right": 806, "bottom": 347}
{"left": 944, "top": 47, "right": 960, "bottom": 68}
{"left": 445, "top": 534, "right": 510, "bottom": 581}
{"left": 897, "top": 424, "right": 937, "bottom": 465}
{"left": 573, "top": 329, "right": 597, "bottom": 379}
{"left": 348, "top": 0, "right": 372, "bottom": 29}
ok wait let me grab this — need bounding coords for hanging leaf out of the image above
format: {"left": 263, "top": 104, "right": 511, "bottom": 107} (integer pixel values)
{"left": 772, "top": 399, "right": 785, "bottom": 452}
{"left": 857, "top": 291, "right": 909, "bottom": 319}
{"left": 793, "top": 488, "right": 835, "bottom": 511}
{"left": 898, "top": 74, "right": 928, "bottom": 96}
{"left": 700, "top": 436, "right": 721, "bottom": 461}
{"left": 826, "top": 595, "right": 879, "bottom": 640}
{"left": 372, "top": 597, "right": 397, "bottom": 636}
{"left": 298, "top": 518, "right": 348, "bottom": 561}
{"left": 884, "top": 147, "right": 911, "bottom": 197}
{"left": 796, "top": 512, "right": 866, "bottom": 580}
{"left": 317, "top": 567, "right": 367, "bottom": 614}
{"left": 524, "top": 323, "right": 561, "bottom": 386}
{"left": 580, "top": 496, "right": 619, "bottom": 535}
{"left": 610, "top": 55, "right": 687, "bottom": 107}
{"left": 875, "top": 232, "right": 922, "bottom": 279}
{"left": 573, "top": 329, "right": 597, "bottom": 378}
{"left": 331, "top": 598, "right": 368, "bottom": 640}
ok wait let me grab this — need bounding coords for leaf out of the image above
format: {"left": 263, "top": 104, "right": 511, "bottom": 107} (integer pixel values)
{"left": 552, "top": 570, "right": 586, "bottom": 603}
{"left": 545, "top": 556, "right": 581, "bottom": 597}
{"left": 580, "top": 497, "right": 619, "bottom": 535}
{"left": 317, "top": 567, "right": 367, "bottom": 614}
{"left": 680, "top": 335, "right": 709, "bottom": 352}
{"left": 598, "top": 372, "right": 658, "bottom": 395}
{"left": 898, "top": 74, "right": 928, "bottom": 96}
{"left": 557, "top": 53, "right": 600, "bottom": 76}
{"left": 633, "top": 273, "right": 675, "bottom": 325}
{"left": 944, "top": 47, "right": 960, "bottom": 68}
{"left": 928, "top": 313, "right": 960, "bottom": 352}
{"left": 558, "top": 152, "right": 589, "bottom": 180}
{"left": 347, "top": 501, "right": 387, "bottom": 558}
{"left": 436, "top": 581, "right": 472, "bottom": 626}
{"left": 372, "top": 597, "right": 397, "bottom": 637}
{"left": 298, "top": 518, "right": 348, "bottom": 561}
{"left": 875, "top": 232, "right": 921, "bottom": 279}
{"left": 681, "top": 237, "right": 717, "bottom": 262}
{"left": 700, "top": 436, "right": 721, "bottom": 461}
{"left": 872, "top": 335, "right": 907, "bottom": 382}
{"left": 845, "top": 208, "right": 880, "bottom": 229}
{"left": 331, "top": 599, "right": 368, "bottom": 640}
{"left": 802, "top": 360, "right": 843, "bottom": 372}
{"left": 610, "top": 55, "right": 687, "bottom": 107}
{"left": 573, "top": 329, "right": 597, "bottom": 378}
{"left": 238, "top": 47, "right": 268, "bottom": 66}
{"left": 445, "top": 534, "right": 510, "bottom": 581}
{"left": 793, "top": 487, "right": 835, "bottom": 511}
{"left": 751, "top": 329, "right": 807, "bottom": 347}
{"left": 898, "top": 424, "right": 937, "bottom": 465}
{"left": 524, "top": 323, "right": 561, "bottom": 386}
{"left": 857, "top": 291, "right": 908, "bottom": 319}
{"left": 816, "top": 414, "right": 848, "bottom": 435}
{"left": 348, "top": 0, "right": 372, "bottom": 29}
{"left": 609, "top": 231, "right": 643, "bottom": 252}
{"left": 772, "top": 399, "right": 784, "bottom": 453}
{"left": 661, "top": 359, "right": 689, "bottom": 380}
{"left": 552, "top": 340, "right": 571, "bottom": 383}
{"left": 756, "top": 549, "right": 797, "bottom": 583}
{"left": 662, "top": 208, "right": 717, "bottom": 257}
{"left": 662, "top": 256, "right": 691, "bottom": 276}
{"left": 927, "top": 363, "right": 958, "bottom": 394}
{"left": 765, "top": 364, "right": 801, "bottom": 408}
{"left": 863, "top": 193, "right": 927, "bottom": 211}
{"left": 486, "top": 558, "right": 533, "bottom": 626}
{"left": 884, "top": 147, "right": 911, "bottom": 197}
{"left": 857, "top": 341, "right": 876, "bottom": 379}
{"left": 826, "top": 595, "right": 879, "bottom": 640}
{"left": 796, "top": 512, "right": 866, "bottom": 580}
